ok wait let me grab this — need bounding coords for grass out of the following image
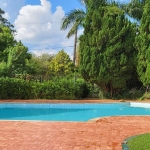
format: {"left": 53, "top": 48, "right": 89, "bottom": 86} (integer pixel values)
{"left": 127, "top": 133, "right": 150, "bottom": 150}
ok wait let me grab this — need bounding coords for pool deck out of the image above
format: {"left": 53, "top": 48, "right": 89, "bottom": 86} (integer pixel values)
{"left": 0, "top": 99, "right": 150, "bottom": 150}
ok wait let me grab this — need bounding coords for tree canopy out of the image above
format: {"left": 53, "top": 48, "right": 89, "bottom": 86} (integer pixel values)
{"left": 49, "top": 50, "right": 75, "bottom": 76}
{"left": 135, "top": 0, "right": 150, "bottom": 87}
{"left": 79, "top": 2, "right": 138, "bottom": 97}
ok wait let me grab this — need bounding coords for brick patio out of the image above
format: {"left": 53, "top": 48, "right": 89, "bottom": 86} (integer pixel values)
{"left": 0, "top": 116, "right": 150, "bottom": 150}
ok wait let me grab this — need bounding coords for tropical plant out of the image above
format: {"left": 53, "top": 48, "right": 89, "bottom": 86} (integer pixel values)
{"left": 121, "top": 0, "right": 145, "bottom": 21}
{"left": 61, "top": 1, "right": 86, "bottom": 64}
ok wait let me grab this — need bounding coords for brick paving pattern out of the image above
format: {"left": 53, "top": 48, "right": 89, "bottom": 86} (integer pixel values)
{"left": 0, "top": 116, "right": 150, "bottom": 150}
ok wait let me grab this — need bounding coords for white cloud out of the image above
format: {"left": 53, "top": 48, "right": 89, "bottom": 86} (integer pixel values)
{"left": 14, "top": 1, "right": 64, "bottom": 42}
{"left": 31, "top": 48, "right": 58, "bottom": 56}
{"left": 14, "top": 0, "right": 78, "bottom": 58}
{"left": 0, "top": 0, "right": 84, "bottom": 59}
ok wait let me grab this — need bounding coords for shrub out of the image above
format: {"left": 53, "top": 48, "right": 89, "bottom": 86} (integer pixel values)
{"left": 0, "top": 77, "right": 33, "bottom": 99}
{"left": 0, "top": 77, "right": 90, "bottom": 100}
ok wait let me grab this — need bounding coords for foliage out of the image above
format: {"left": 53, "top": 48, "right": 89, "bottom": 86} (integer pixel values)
{"left": 34, "top": 78, "right": 89, "bottom": 99}
{"left": 0, "top": 27, "right": 16, "bottom": 55}
{"left": 135, "top": 0, "right": 150, "bottom": 87}
{"left": 120, "top": 0, "right": 145, "bottom": 21}
{"left": 61, "top": 2, "right": 86, "bottom": 64}
{"left": 0, "top": 78, "right": 33, "bottom": 99}
{"left": 79, "top": 2, "right": 138, "bottom": 97}
{"left": 26, "top": 53, "right": 55, "bottom": 81}
{"left": 0, "top": 41, "right": 32, "bottom": 77}
{"left": 61, "top": 9, "right": 85, "bottom": 38}
{"left": 141, "top": 92, "right": 150, "bottom": 100}
{"left": 114, "top": 88, "right": 144, "bottom": 100}
{"left": 127, "top": 133, "right": 150, "bottom": 150}
{"left": 0, "top": 8, "right": 14, "bottom": 31}
{"left": 49, "top": 50, "right": 75, "bottom": 76}
{"left": 0, "top": 77, "right": 90, "bottom": 100}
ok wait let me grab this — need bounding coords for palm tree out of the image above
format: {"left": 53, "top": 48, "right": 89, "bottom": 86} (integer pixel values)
{"left": 120, "top": 0, "right": 145, "bottom": 21}
{"left": 61, "top": 3, "right": 86, "bottom": 64}
{"left": 61, "top": 0, "right": 108, "bottom": 64}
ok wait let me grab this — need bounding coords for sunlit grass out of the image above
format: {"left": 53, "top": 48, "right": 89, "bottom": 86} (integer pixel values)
{"left": 127, "top": 133, "right": 150, "bottom": 150}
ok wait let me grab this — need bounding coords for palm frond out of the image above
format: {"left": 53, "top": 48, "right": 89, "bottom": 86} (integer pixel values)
{"left": 120, "top": 0, "right": 144, "bottom": 21}
{"left": 61, "top": 9, "right": 85, "bottom": 30}
{"left": 66, "top": 21, "right": 80, "bottom": 38}
{"left": 78, "top": 0, "right": 88, "bottom": 6}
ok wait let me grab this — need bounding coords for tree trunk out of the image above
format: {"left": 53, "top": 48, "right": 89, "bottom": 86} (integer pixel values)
{"left": 73, "top": 29, "right": 77, "bottom": 65}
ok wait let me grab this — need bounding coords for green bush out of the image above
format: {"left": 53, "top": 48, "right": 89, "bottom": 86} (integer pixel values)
{"left": 34, "top": 78, "right": 90, "bottom": 99}
{"left": 114, "top": 88, "right": 144, "bottom": 100}
{"left": 0, "top": 77, "right": 33, "bottom": 99}
{"left": 0, "top": 77, "right": 90, "bottom": 100}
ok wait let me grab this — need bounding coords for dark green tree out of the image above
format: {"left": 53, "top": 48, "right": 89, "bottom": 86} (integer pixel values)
{"left": 135, "top": 0, "right": 150, "bottom": 87}
{"left": 79, "top": 2, "right": 138, "bottom": 97}
{"left": 60, "top": 0, "right": 91, "bottom": 64}
{"left": 61, "top": 0, "right": 110, "bottom": 64}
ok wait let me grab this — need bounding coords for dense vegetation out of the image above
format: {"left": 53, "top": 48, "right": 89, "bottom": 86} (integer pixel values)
{"left": 80, "top": 1, "right": 138, "bottom": 97}
{"left": 0, "top": 77, "right": 90, "bottom": 99}
{"left": 78, "top": 0, "right": 149, "bottom": 99}
{"left": 0, "top": 0, "right": 150, "bottom": 100}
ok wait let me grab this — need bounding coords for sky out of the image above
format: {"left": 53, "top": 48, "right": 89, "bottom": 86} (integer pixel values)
{"left": 0, "top": 0, "right": 129, "bottom": 58}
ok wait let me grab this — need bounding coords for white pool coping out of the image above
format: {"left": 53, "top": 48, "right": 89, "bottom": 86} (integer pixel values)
{"left": 130, "top": 102, "right": 150, "bottom": 108}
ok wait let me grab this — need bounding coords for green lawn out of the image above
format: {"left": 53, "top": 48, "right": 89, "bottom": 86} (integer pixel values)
{"left": 127, "top": 133, "right": 150, "bottom": 150}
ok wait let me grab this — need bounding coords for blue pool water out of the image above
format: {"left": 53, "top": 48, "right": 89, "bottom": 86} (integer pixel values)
{"left": 0, "top": 103, "right": 150, "bottom": 122}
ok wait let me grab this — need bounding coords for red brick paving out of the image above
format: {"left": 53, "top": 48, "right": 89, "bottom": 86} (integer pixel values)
{"left": 0, "top": 116, "right": 150, "bottom": 150}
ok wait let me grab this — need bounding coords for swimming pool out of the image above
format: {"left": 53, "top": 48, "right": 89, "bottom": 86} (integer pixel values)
{"left": 0, "top": 102, "right": 150, "bottom": 122}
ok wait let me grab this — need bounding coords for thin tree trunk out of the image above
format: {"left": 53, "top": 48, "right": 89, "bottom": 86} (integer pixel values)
{"left": 73, "top": 29, "right": 77, "bottom": 65}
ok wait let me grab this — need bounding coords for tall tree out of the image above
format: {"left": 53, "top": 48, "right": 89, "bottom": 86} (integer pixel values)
{"left": 135, "top": 0, "right": 150, "bottom": 87}
{"left": 61, "top": 3, "right": 86, "bottom": 64}
{"left": 79, "top": 2, "right": 137, "bottom": 97}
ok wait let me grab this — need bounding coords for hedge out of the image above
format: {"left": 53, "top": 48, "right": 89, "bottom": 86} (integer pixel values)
{"left": 0, "top": 77, "right": 90, "bottom": 100}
